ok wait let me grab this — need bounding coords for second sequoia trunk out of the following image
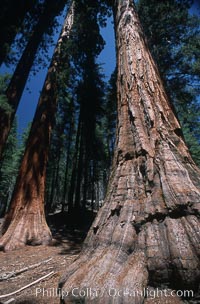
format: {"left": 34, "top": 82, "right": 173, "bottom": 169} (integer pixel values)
{"left": 0, "top": 2, "right": 75, "bottom": 252}
{"left": 0, "top": 0, "right": 66, "bottom": 160}
{"left": 59, "top": 1, "right": 200, "bottom": 303}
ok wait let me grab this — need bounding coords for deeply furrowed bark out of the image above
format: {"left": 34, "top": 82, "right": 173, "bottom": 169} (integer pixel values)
{"left": 0, "top": 2, "right": 75, "bottom": 252}
{"left": 59, "top": 1, "right": 200, "bottom": 303}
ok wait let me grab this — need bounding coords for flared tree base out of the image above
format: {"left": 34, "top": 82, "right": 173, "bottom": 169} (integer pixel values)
{"left": 59, "top": 0, "right": 200, "bottom": 302}
{"left": 0, "top": 208, "right": 52, "bottom": 252}
{"left": 59, "top": 211, "right": 199, "bottom": 304}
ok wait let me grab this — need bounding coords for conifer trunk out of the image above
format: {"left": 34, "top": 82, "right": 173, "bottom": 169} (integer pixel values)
{"left": 0, "top": 0, "right": 66, "bottom": 160}
{"left": 62, "top": 107, "right": 74, "bottom": 211}
{"left": 0, "top": 0, "right": 36, "bottom": 65}
{"left": 0, "top": 1, "right": 75, "bottom": 252}
{"left": 68, "top": 116, "right": 81, "bottom": 213}
{"left": 59, "top": 1, "right": 200, "bottom": 302}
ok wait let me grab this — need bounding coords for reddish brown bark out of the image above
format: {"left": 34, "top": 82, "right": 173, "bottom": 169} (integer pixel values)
{"left": 0, "top": 2, "right": 75, "bottom": 252}
{"left": 59, "top": 1, "right": 200, "bottom": 303}
{"left": 0, "top": 0, "right": 66, "bottom": 160}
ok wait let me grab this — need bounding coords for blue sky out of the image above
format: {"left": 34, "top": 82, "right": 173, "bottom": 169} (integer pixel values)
{"left": 0, "top": 1, "right": 199, "bottom": 137}
{"left": 0, "top": 15, "right": 116, "bottom": 137}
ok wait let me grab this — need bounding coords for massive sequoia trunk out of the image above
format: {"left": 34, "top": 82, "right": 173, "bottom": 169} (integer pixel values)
{"left": 0, "top": 0, "right": 66, "bottom": 160}
{"left": 59, "top": 1, "right": 200, "bottom": 303}
{"left": 0, "top": 2, "right": 75, "bottom": 252}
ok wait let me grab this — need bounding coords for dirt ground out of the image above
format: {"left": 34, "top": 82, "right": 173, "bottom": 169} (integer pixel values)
{"left": 1, "top": 211, "right": 198, "bottom": 304}
{"left": 0, "top": 216, "right": 88, "bottom": 304}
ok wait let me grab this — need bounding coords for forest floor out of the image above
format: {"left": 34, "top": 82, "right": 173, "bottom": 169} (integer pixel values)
{"left": 0, "top": 211, "right": 95, "bottom": 304}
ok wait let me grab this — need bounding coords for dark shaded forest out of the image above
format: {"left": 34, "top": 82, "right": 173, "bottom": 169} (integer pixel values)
{"left": 0, "top": 0, "right": 200, "bottom": 303}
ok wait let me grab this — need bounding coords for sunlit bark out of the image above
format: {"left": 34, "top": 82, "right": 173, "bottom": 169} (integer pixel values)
{"left": 0, "top": 1, "right": 75, "bottom": 252}
{"left": 59, "top": 1, "right": 200, "bottom": 303}
{"left": 0, "top": 0, "right": 66, "bottom": 159}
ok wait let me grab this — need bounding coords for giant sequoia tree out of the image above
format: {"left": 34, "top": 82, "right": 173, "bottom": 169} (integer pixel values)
{"left": 137, "top": 0, "right": 200, "bottom": 165}
{"left": 0, "top": 2, "right": 75, "bottom": 252}
{"left": 0, "top": 0, "right": 67, "bottom": 160}
{"left": 59, "top": 0, "right": 200, "bottom": 302}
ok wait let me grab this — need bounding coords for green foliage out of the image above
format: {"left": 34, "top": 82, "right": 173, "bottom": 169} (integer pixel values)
{"left": 0, "top": 120, "right": 31, "bottom": 216}
{"left": 45, "top": 0, "right": 112, "bottom": 213}
{"left": 0, "top": 119, "right": 18, "bottom": 216}
{"left": 137, "top": 0, "right": 200, "bottom": 165}
{"left": 17, "top": 122, "right": 32, "bottom": 163}
{"left": 102, "top": 69, "right": 117, "bottom": 167}
{"left": 45, "top": 91, "right": 76, "bottom": 212}
{"left": 0, "top": 74, "right": 13, "bottom": 114}
{"left": 0, "top": 95, "right": 12, "bottom": 114}
{"left": 1, "top": 0, "right": 68, "bottom": 69}
{"left": 0, "top": 0, "right": 38, "bottom": 65}
{"left": 180, "top": 102, "right": 200, "bottom": 166}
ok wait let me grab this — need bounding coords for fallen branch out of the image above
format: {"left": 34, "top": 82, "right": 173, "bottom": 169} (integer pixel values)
{"left": 1, "top": 298, "right": 15, "bottom": 304}
{"left": 0, "top": 271, "right": 55, "bottom": 299}
{"left": 0, "top": 258, "right": 52, "bottom": 281}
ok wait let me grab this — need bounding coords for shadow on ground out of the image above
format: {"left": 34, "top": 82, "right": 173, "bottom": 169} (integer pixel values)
{"left": 47, "top": 209, "right": 96, "bottom": 255}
